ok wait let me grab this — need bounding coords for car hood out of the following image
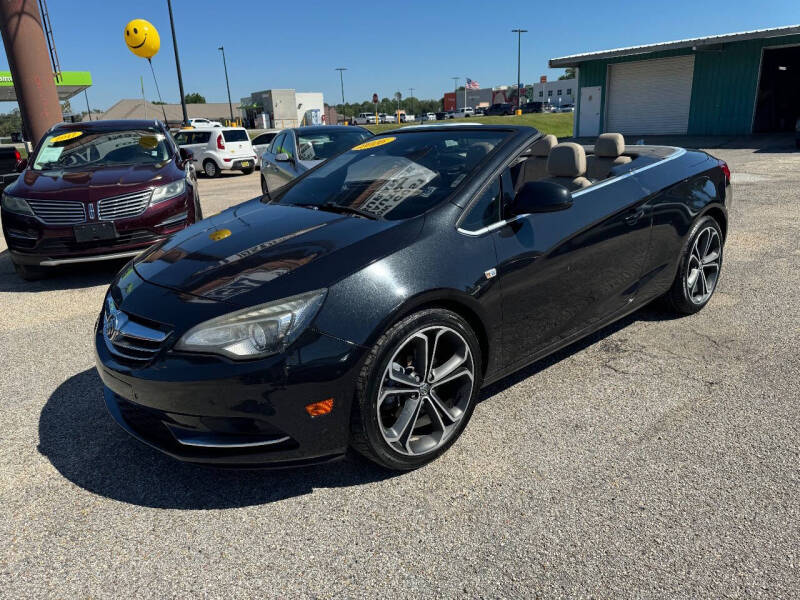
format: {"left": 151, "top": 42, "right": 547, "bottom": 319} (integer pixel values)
{"left": 15, "top": 163, "right": 175, "bottom": 202}
{"left": 133, "top": 199, "right": 422, "bottom": 307}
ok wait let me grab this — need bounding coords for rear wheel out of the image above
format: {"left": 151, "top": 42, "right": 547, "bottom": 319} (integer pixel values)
{"left": 203, "top": 159, "right": 219, "bottom": 178}
{"left": 12, "top": 260, "right": 47, "bottom": 281}
{"left": 241, "top": 166, "right": 254, "bottom": 175}
{"left": 664, "top": 215, "right": 723, "bottom": 315}
{"left": 350, "top": 308, "right": 482, "bottom": 470}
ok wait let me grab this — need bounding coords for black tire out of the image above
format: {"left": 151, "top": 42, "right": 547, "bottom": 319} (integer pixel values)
{"left": 203, "top": 159, "right": 219, "bottom": 178}
{"left": 350, "top": 308, "right": 483, "bottom": 471}
{"left": 664, "top": 215, "right": 724, "bottom": 315}
{"left": 241, "top": 167, "right": 254, "bottom": 175}
{"left": 12, "top": 260, "right": 47, "bottom": 281}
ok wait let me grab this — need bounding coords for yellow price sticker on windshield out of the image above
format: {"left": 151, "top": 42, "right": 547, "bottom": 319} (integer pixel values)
{"left": 50, "top": 131, "right": 83, "bottom": 143}
{"left": 139, "top": 135, "right": 159, "bottom": 149}
{"left": 352, "top": 137, "right": 396, "bottom": 151}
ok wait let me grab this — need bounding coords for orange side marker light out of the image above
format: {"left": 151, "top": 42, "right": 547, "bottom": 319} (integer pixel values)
{"left": 306, "top": 398, "right": 334, "bottom": 417}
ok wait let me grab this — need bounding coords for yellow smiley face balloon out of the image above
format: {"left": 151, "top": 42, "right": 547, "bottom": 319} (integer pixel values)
{"left": 124, "top": 19, "right": 160, "bottom": 59}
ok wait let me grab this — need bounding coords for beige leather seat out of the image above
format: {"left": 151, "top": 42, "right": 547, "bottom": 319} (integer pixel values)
{"left": 585, "top": 133, "right": 632, "bottom": 180}
{"left": 541, "top": 142, "right": 591, "bottom": 190}
{"left": 517, "top": 134, "right": 557, "bottom": 186}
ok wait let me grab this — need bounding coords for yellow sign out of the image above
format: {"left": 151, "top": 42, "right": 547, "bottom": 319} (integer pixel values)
{"left": 209, "top": 229, "right": 232, "bottom": 242}
{"left": 124, "top": 19, "right": 161, "bottom": 60}
{"left": 352, "top": 137, "right": 396, "bottom": 151}
{"left": 138, "top": 135, "right": 159, "bottom": 149}
{"left": 50, "top": 131, "right": 83, "bottom": 143}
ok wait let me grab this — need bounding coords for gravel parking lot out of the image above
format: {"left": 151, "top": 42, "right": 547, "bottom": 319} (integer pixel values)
{"left": 1, "top": 138, "right": 798, "bottom": 598}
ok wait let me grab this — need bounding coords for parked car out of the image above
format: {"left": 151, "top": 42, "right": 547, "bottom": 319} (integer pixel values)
{"left": 422, "top": 113, "right": 437, "bottom": 121}
{"left": 95, "top": 125, "right": 730, "bottom": 470}
{"left": 485, "top": 103, "right": 515, "bottom": 116}
{"left": 1, "top": 119, "right": 201, "bottom": 280}
{"left": 354, "top": 113, "right": 377, "bottom": 125}
{"left": 188, "top": 117, "right": 222, "bottom": 128}
{"left": 435, "top": 111, "right": 447, "bottom": 121}
{"left": 379, "top": 113, "right": 397, "bottom": 124}
{"left": 250, "top": 129, "right": 280, "bottom": 167}
{"left": 452, "top": 107, "right": 475, "bottom": 118}
{"left": 554, "top": 104, "right": 575, "bottom": 113}
{"left": 399, "top": 113, "right": 415, "bottom": 123}
{"left": 173, "top": 126, "right": 257, "bottom": 177}
{"left": 0, "top": 145, "right": 23, "bottom": 193}
{"left": 520, "top": 102, "right": 543, "bottom": 114}
{"left": 259, "top": 125, "right": 372, "bottom": 195}
{"left": 473, "top": 106, "right": 486, "bottom": 116}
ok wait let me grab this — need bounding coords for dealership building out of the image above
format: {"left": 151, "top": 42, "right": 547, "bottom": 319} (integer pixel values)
{"left": 550, "top": 25, "right": 800, "bottom": 137}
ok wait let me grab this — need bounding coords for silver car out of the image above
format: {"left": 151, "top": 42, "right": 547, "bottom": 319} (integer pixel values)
{"left": 259, "top": 125, "right": 372, "bottom": 196}
{"left": 251, "top": 129, "right": 280, "bottom": 168}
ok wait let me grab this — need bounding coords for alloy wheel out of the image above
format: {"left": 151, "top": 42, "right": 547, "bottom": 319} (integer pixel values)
{"left": 686, "top": 226, "right": 721, "bottom": 304}
{"left": 377, "top": 326, "right": 475, "bottom": 456}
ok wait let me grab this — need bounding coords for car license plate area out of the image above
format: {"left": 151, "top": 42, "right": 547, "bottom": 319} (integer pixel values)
{"left": 240, "top": 161, "right": 250, "bottom": 168}
{"left": 74, "top": 221, "right": 118, "bottom": 243}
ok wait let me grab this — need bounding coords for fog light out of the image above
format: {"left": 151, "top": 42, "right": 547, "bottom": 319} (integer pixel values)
{"left": 305, "top": 398, "right": 334, "bottom": 417}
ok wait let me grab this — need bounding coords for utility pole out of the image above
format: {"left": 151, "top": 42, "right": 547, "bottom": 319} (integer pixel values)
{"left": 218, "top": 45, "right": 234, "bottom": 122}
{"left": 336, "top": 67, "right": 347, "bottom": 124}
{"left": 0, "top": 0, "right": 62, "bottom": 144}
{"left": 451, "top": 77, "right": 459, "bottom": 110}
{"left": 166, "top": 0, "right": 189, "bottom": 127}
{"left": 512, "top": 29, "right": 528, "bottom": 112}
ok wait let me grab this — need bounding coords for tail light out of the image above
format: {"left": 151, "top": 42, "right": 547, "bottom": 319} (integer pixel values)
{"left": 216, "top": 134, "right": 225, "bottom": 150}
{"left": 719, "top": 160, "right": 730, "bottom": 185}
{"left": 14, "top": 148, "right": 20, "bottom": 162}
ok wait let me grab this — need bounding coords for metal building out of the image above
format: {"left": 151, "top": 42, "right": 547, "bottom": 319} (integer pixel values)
{"left": 550, "top": 25, "right": 800, "bottom": 137}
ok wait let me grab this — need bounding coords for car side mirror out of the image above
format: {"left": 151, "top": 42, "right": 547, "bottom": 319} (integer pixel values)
{"left": 275, "top": 152, "right": 293, "bottom": 163}
{"left": 511, "top": 181, "right": 573, "bottom": 216}
{"left": 15, "top": 157, "right": 28, "bottom": 172}
{"left": 179, "top": 147, "right": 193, "bottom": 163}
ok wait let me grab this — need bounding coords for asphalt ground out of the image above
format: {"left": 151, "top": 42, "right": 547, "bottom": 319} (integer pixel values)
{"left": 1, "top": 139, "right": 798, "bottom": 598}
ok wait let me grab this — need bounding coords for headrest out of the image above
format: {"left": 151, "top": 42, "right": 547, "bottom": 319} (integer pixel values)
{"left": 594, "top": 133, "right": 625, "bottom": 157}
{"left": 466, "top": 142, "right": 492, "bottom": 166}
{"left": 530, "top": 134, "right": 557, "bottom": 157}
{"left": 547, "top": 143, "right": 586, "bottom": 177}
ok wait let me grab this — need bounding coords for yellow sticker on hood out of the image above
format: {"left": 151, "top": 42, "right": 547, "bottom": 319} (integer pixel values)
{"left": 209, "top": 228, "right": 232, "bottom": 241}
{"left": 352, "top": 136, "right": 396, "bottom": 151}
{"left": 50, "top": 131, "right": 83, "bottom": 143}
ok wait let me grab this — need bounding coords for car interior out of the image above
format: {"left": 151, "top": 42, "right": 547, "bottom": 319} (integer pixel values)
{"left": 511, "top": 132, "right": 637, "bottom": 193}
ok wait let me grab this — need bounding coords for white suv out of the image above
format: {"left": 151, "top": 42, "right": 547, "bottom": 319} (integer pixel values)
{"left": 173, "top": 127, "right": 257, "bottom": 177}
{"left": 189, "top": 117, "right": 222, "bottom": 128}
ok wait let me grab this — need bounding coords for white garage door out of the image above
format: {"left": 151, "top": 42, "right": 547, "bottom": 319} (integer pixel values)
{"left": 606, "top": 55, "right": 695, "bottom": 135}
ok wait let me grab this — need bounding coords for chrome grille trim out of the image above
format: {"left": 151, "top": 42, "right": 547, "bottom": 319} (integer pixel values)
{"left": 103, "top": 296, "right": 171, "bottom": 365}
{"left": 26, "top": 199, "right": 86, "bottom": 225}
{"left": 98, "top": 189, "right": 153, "bottom": 221}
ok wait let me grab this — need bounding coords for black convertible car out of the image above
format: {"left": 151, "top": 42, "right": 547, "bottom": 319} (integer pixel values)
{"left": 95, "top": 126, "right": 731, "bottom": 470}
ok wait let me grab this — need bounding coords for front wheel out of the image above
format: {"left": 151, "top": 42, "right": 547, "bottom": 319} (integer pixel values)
{"left": 664, "top": 215, "right": 724, "bottom": 315}
{"left": 350, "top": 308, "right": 482, "bottom": 471}
{"left": 203, "top": 159, "right": 219, "bottom": 178}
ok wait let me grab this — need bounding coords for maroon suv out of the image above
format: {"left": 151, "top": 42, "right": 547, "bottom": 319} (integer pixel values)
{"left": 1, "top": 119, "right": 201, "bottom": 280}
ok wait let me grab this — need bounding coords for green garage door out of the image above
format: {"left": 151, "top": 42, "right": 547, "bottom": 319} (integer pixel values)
{"left": 606, "top": 55, "right": 695, "bottom": 135}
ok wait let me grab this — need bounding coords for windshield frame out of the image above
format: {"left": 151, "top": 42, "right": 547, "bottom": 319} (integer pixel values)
{"left": 30, "top": 126, "right": 175, "bottom": 172}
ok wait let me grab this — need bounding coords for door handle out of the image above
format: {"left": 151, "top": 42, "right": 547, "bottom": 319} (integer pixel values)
{"left": 625, "top": 208, "right": 645, "bottom": 225}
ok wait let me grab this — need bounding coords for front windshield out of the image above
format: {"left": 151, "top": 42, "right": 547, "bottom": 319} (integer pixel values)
{"left": 32, "top": 128, "right": 171, "bottom": 171}
{"left": 296, "top": 130, "right": 372, "bottom": 161}
{"left": 273, "top": 130, "right": 509, "bottom": 220}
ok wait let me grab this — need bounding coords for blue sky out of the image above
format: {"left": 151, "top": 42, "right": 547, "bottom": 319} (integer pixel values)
{"left": 1, "top": 0, "right": 798, "bottom": 111}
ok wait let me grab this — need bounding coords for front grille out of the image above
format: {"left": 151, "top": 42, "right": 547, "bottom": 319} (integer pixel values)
{"left": 102, "top": 296, "right": 171, "bottom": 366}
{"left": 98, "top": 189, "right": 153, "bottom": 221}
{"left": 38, "top": 229, "right": 158, "bottom": 254}
{"left": 27, "top": 199, "right": 86, "bottom": 225}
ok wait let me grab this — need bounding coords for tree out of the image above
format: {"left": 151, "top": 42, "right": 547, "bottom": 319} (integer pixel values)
{"left": 558, "top": 67, "right": 576, "bottom": 80}
{"left": 185, "top": 92, "right": 206, "bottom": 104}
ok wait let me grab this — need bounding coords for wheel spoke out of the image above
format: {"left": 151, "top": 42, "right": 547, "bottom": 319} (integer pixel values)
{"left": 430, "top": 349, "right": 468, "bottom": 383}
{"left": 687, "top": 267, "right": 700, "bottom": 290}
{"left": 378, "top": 386, "right": 418, "bottom": 409}
{"left": 701, "top": 229, "right": 712, "bottom": 258}
{"left": 428, "top": 389, "right": 461, "bottom": 425}
{"left": 426, "top": 329, "right": 445, "bottom": 380}
{"left": 702, "top": 250, "right": 720, "bottom": 265}
{"left": 700, "top": 268, "right": 709, "bottom": 297}
{"left": 384, "top": 395, "right": 422, "bottom": 443}
{"left": 431, "top": 366, "right": 473, "bottom": 389}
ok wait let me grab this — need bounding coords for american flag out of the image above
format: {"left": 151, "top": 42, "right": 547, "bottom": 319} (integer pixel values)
{"left": 465, "top": 78, "right": 480, "bottom": 90}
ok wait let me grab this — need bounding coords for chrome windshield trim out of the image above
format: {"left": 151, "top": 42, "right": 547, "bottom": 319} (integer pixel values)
{"left": 457, "top": 146, "right": 687, "bottom": 236}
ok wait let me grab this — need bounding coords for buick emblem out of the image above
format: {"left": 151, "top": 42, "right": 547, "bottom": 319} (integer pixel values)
{"left": 88, "top": 203, "right": 96, "bottom": 220}
{"left": 104, "top": 313, "right": 118, "bottom": 340}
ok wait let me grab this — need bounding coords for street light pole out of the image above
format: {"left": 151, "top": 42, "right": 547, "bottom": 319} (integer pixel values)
{"left": 511, "top": 28, "right": 528, "bottom": 112}
{"left": 336, "top": 67, "right": 347, "bottom": 124}
{"left": 166, "top": 0, "right": 189, "bottom": 127}
{"left": 451, "top": 77, "right": 459, "bottom": 110}
{"left": 218, "top": 45, "right": 234, "bottom": 122}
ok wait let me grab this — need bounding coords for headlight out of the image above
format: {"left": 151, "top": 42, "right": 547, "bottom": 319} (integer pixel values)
{"left": 1, "top": 192, "right": 34, "bottom": 217}
{"left": 150, "top": 179, "right": 186, "bottom": 205}
{"left": 175, "top": 289, "right": 327, "bottom": 359}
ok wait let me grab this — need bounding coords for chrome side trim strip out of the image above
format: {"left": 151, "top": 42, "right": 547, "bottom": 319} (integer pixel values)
{"left": 457, "top": 146, "right": 687, "bottom": 237}
{"left": 39, "top": 249, "right": 143, "bottom": 266}
{"left": 168, "top": 430, "right": 292, "bottom": 448}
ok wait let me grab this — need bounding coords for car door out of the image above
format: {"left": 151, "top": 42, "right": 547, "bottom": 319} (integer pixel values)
{"left": 271, "top": 130, "right": 303, "bottom": 189}
{"left": 491, "top": 168, "right": 651, "bottom": 366}
{"left": 262, "top": 132, "right": 285, "bottom": 191}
